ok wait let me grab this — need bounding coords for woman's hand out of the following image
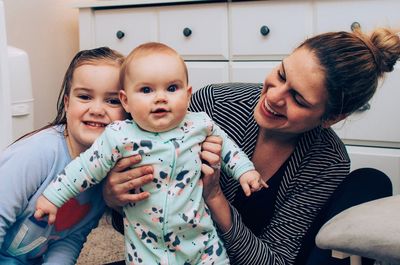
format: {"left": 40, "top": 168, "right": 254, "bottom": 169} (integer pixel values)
{"left": 200, "top": 136, "right": 233, "bottom": 232}
{"left": 102, "top": 155, "right": 154, "bottom": 210}
{"left": 200, "top": 136, "right": 224, "bottom": 202}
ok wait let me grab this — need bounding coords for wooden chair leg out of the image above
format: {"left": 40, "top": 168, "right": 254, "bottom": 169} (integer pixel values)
{"left": 332, "top": 250, "right": 362, "bottom": 265}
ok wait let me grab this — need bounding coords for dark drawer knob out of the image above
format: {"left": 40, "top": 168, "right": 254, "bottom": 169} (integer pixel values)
{"left": 260, "top": 25, "right": 270, "bottom": 36}
{"left": 350, "top": 22, "right": 361, "bottom": 31}
{"left": 116, "top": 30, "right": 125, "bottom": 39}
{"left": 183, "top": 27, "right": 192, "bottom": 37}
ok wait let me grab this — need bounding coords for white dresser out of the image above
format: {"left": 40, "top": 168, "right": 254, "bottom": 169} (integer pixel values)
{"left": 74, "top": 0, "right": 400, "bottom": 194}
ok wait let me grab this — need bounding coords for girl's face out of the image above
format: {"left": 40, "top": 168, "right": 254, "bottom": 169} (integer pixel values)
{"left": 64, "top": 64, "right": 126, "bottom": 156}
{"left": 254, "top": 47, "right": 328, "bottom": 136}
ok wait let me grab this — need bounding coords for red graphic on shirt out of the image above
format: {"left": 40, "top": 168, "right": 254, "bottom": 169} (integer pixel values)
{"left": 54, "top": 198, "right": 90, "bottom": 232}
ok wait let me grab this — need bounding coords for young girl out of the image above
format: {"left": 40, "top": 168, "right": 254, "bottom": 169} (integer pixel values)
{"left": 35, "top": 42, "right": 265, "bottom": 265}
{"left": 0, "top": 47, "right": 130, "bottom": 264}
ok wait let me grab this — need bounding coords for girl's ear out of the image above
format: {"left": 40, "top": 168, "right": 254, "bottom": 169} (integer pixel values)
{"left": 64, "top": 95, "right": 69, "bottom": 111}
{"left": 322, "top": 113, "right": 348, "bottom": 128}
{"left": 119, "top": 90, "right": 129, "bottom": 113}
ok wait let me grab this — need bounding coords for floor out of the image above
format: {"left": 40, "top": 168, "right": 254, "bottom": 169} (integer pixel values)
{"left": 76, "top": 215, "right": 125, "bottom": 265}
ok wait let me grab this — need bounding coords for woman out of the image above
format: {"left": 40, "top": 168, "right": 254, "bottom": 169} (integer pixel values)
{"left": 104, "top": 28, "right": 400, "bottom": 264}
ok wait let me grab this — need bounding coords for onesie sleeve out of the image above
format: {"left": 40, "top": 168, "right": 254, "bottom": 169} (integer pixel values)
{"left": 206, "top": 114, "right": 255, "bottom": 180}
{"left": 43, "top": 125, "right": 120, "bottom": 207}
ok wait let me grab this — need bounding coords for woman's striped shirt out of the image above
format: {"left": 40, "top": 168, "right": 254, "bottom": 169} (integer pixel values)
{"left": 189, "top": 83, "right": 350, "bottom": 265}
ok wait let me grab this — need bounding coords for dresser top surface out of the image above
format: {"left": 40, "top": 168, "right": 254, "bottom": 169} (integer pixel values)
{"left": 72, "top": 0, "right": 231, "bottom": 8}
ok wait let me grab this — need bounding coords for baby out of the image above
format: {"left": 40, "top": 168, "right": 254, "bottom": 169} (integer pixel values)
{"left": 35, "top": 42, "right": 265, "bottom": 264}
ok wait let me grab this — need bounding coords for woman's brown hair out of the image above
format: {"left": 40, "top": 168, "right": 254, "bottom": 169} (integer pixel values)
{"left": 299, "top": 28, "right": 400, "bottom": 121}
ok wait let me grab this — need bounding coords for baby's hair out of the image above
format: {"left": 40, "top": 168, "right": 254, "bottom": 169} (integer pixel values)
{"left": 299, "top": 28, "right": 400, "bottom": 120}
{"left": 120, "top": 42, "right": 188, "bottom": 90}
{"left": 13, "top": 47, "right": 124, "bottom": 143}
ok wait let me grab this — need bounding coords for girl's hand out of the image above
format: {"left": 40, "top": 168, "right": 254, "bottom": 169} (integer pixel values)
{"left": 200, "top": 136, "right": 224, "bottom": 202}
{"left": 103, "top": 155, "right": 154, "bottom": 210}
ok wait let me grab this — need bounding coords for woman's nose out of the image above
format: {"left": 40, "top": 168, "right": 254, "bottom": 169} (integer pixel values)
{"left": 268, "top": 85, "right": 287, "bottom": 107}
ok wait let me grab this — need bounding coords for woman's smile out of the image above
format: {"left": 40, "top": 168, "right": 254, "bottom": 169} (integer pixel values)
{"left": 260, "top": 97, "right": 286, "bottom": 120}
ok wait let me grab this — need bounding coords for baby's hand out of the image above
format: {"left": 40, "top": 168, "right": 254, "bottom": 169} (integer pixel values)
{"left": 239, "top": 170, "right": 268, "bottom": 196}
{"left": 34, "top": 195, "right": 58, "bottom": 225}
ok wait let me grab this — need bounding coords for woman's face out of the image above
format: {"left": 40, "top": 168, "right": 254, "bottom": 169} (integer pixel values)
{"left": 64, "top": 64, "right": 126, "bottom": 155}
{"left": 254, "top": 47, "right": 328, "bottom": 136}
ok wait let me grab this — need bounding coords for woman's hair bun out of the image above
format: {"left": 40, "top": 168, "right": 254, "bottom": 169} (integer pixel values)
{"left": 369, "top": 28, "right": 400, "bottom": 74}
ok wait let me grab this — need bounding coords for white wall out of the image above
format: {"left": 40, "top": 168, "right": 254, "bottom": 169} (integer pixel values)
{"left": 3, "top": 0, "right": 79, "bottom": 129}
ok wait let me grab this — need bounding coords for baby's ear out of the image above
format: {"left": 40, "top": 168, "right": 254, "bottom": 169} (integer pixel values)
{"left": 119, "top": 90, "right": 129, "bottom": 113}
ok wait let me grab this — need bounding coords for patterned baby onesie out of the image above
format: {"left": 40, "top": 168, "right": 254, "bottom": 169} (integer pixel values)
{"left": 43, "top": 111, "right": 255, "bottom": 265}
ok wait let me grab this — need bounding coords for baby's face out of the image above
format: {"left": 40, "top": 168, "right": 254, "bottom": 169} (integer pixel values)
{"left": 120, "top": 53, "right": 192, "bottom": 132}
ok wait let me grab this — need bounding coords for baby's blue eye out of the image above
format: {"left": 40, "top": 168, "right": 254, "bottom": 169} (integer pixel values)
{"left": 141, "top": 87, "right": 151, "bottom": 94}
{"left": 167, "top": 85, "right": 178, "bottom": 92}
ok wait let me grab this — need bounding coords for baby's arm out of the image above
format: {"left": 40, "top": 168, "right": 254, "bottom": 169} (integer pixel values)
{"left": 34, "top": 195, "right": 58, "bottom": 224}
{"left": 36, "top": 126, "right": 121, "bottom": 222}
{"left": 205, "top": 114, "right": 266, "bottom": 194}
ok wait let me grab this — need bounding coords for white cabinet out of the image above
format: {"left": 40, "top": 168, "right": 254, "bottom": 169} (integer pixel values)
{"left": 333, "top": 65, "right": 400, "bottom": 147}
{"left": 75, "top": 0, "right": 400, "bottom": 194}
{"left": 230, "top": 61, "right": 278, "bottom": 84}
{"left": 186, "top": 61, "right": 229, "bottom": 92}
{"left": 230, "top": 1, "right": 313, "bottom": 60}
{"left": 315, "top": 0, "right": 400, "bottom": 34}
{"left": 159, "top": 4, "right": 228, "bottom": 60}
{"left": 93, "top": 8, "right": 158, "bottom": 55}
{"left": 346, "top": 146, "right": 400, "bottom": 195}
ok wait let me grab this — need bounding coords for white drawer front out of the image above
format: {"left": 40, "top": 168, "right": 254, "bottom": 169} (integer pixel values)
{"left": 230, "top": 61, "right": 280, "bottom": 84}
{"left": 186, "top": 61, "right": 229, "bottom": 92}
{"left": 346, "top": 146, "right": 400, "bottom": 195}
{"left": 94, "top": 8, "right": 158, "bottom": 55}
{"left": 315, "top": 0, "right": 400, "bottom": 33}
{"left": 333, "top": 65, "right": 400, "bottom": 145}
{"left": 159, "top": 3, "right": 228, "bottom": 60}
{"left": 230, "top": 1, "right": 313, "bottom": 60}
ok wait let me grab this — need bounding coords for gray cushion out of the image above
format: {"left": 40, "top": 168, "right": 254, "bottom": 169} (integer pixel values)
{"left": 316, "top": 195, "right": 400, "bottom": 264}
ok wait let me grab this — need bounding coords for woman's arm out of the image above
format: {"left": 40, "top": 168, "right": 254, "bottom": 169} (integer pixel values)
{"left": 102, "top": 155, "right": 154, "bottom": 233}
{"left": 200, "top": 136, "right": 233, "bottom": 232}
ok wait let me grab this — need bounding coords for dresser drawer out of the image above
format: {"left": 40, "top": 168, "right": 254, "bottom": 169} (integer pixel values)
{"left": 186, "top": 62, "right": 229, "bottom": 92}
{"left": 346, "top": 146, "right": 400, "bottom": 195}
{"left": 315, "top": 0, "right": 400, "bottom": 33}
{"left": 94, "top": 8, "right": 157, "bottom": 55}
{"left": 159, "top": 3, "right": 228, "bottom": 60}
{"left": 230, "top": 1, "right": 313, "bottom": 60}
{"left": 230, "top": 61, "right": 279, "bottom": 84}
{"left": 333, "top": 65, "right": 400, "bottom": 146}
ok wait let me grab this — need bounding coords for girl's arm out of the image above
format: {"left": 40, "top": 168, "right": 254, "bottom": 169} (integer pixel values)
{"left": 0, "top": 140, "right": 60, "bottom": 247}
